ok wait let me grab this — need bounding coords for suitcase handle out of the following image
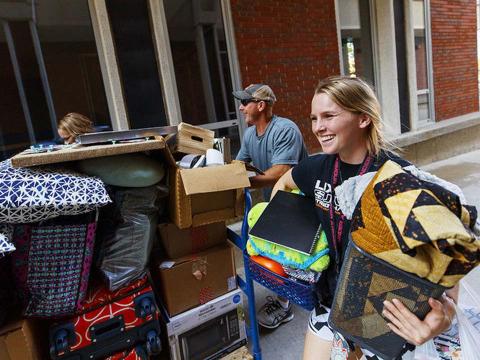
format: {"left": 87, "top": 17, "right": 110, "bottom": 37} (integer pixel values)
{"left": 90, "top": 315, "right": 125, "bottom": 342}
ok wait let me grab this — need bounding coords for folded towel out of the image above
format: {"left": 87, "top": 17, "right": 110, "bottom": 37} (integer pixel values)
{"left": 247, "top": 202, "right": 330, "bottom": 272}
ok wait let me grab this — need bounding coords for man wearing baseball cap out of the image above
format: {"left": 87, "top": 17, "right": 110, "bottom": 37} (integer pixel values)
{"left": 233, "top": 83, "right": 308, "bottom": 329}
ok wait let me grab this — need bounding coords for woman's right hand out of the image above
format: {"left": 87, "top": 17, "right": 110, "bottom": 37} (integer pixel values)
{"left": 271, "top": 168, "right": 298, "bottom": 200}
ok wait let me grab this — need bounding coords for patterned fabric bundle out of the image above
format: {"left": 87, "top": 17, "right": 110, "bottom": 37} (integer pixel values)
{"left": 282, "top": 266, "right": 322, "bottom": 284}
{"left": 11, "top": 211, "right": 97, "bottom": 318}
{"left": 0, "top": 224, "right": 15, "bottom": 257}
{"left": 0, "top": 159, "right": 110, "bottom": 224}
{"left": 350, "top": 160, "right": 480, "bottom": 287}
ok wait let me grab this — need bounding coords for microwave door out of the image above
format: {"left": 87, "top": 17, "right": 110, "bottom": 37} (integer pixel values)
{"left": 179, "top": 312, "right": 232, "bottom": 360}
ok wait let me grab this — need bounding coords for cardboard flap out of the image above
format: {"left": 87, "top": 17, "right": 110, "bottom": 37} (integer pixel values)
{"left": 180, "top": 162, "right": 250, "bottom": 195}
{"left": 159, "top": 138, "right": 176, "bottom": 167}
{"left": 0, "top": 321, "right": 23, "bottom": 335}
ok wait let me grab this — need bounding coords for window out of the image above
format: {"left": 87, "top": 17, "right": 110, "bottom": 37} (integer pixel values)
{"left": 413, "top": 0, "right": 434, "bottom": 123}
{"left": 164, "top": 0, "right": 240, "bottom": 155}
{"left": 338, "top": 0, "right": 375, "bottom": 86}
{"left": 0, "top": 0, "right": 111, "bottom": 160}
{"left": 105, "top": 0, "right": 168, "bottom": 128}
{"left": 165, "top": 0, "right": 236, "bottom": 125}
{"left": 38, "top": 1, "right": 111, "bottom": 129}
{"left": 89, "top": 0, "right": 242, "bottom": 155}
{"left": 1, "top": 21, "right": 32, "bottom": 158}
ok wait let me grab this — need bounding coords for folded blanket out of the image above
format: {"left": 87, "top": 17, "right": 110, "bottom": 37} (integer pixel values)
{"left": 247, "top": 202, "right": 330, "bottom": 272}
{"left": 350, "top": 160, "right": 480, "bottom": 287}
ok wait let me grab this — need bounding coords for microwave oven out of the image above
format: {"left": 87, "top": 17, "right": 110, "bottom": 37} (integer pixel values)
{"left": 179, "top": 308, "right": 240, "bottom": 360}
{"left": 166, "top": 290, "right": 246, "bottom": 360}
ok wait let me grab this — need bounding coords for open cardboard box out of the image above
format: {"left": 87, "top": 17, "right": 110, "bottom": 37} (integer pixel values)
{"left": 169, "top": 161, "right": 249, "bottom": 228}
{"left": 164, "top": 133, "right": 250, "bottom": 228}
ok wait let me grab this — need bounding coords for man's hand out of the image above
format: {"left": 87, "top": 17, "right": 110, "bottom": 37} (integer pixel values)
{"left": 382, "top": 294, "right": 455, "bottom": 346}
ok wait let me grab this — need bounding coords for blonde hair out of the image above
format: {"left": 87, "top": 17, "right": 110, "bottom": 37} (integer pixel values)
{"left": 315, "top": 76, "right": 391, "bottom": 156}
{"left": 58, "top": 113, "right": 94, "bottom": 138}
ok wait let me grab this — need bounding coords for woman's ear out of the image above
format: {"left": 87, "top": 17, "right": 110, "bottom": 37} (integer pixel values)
{"left": 358, "top": 114, "right": 371, "bottom": 129}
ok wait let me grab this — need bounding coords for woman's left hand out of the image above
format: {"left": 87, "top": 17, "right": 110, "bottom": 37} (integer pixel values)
{"left": 382, "top": 294, "right": 456, "bottom": 346}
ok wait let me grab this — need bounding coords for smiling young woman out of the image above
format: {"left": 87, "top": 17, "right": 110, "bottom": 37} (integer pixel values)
{"left": 271, "top": 76, "right": 455, "bottom": 360}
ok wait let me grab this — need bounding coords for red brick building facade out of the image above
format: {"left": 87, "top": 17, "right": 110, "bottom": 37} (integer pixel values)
{"left": 431, "top": 0, "right": 479, "bottom": 121}
{"left": 231, "top": 0, "right": 339, "bottom": 152}
{"left": 1, "top": 0, "right": 479, "bottom": 161}
{"left": 230, "top": 0, "right": 480, "bottom": 153}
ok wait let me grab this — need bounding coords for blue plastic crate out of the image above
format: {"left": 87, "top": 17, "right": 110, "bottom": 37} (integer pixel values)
{"left": 246, "top": 253, "right": 317, "bottom": 311}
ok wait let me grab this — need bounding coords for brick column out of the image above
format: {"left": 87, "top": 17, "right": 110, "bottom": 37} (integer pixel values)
{"left": 431, "top": 0, "right": 479, "bottom": 121}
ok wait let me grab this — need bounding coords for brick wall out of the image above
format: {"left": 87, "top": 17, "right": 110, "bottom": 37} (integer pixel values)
{"left": 230, "top": 0, "right": 340, "bottom": 153}
{"left": 431, "top": 0, "right": 479, "bottom": 121}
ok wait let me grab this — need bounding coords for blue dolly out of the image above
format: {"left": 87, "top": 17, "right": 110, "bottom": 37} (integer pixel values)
{"left": 228, "top": 188, "right": 319, "bottom": 359}
{"left": 227, "top": 189, "right": 262, "bottom": 360}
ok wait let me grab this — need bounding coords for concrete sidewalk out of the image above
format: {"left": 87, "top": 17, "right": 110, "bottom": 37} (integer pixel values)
{"left": 422, "top": 149, "right": 480, "bottom": 210}
{"left": 232, "top": 149, "right": 480, "bottom": 360}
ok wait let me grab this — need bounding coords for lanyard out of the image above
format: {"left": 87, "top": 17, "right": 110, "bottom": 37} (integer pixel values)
{"left": 329, "top": 154, "right": 372, "bottom": 268}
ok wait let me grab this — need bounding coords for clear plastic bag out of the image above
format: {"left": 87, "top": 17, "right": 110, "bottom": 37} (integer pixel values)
{"left": 96, "top": 184, "right": 168, "bottom": 291}
{"left": 413, "top": 339, "right": 440, "bottom": 360}
{"left": 456, "top": 266, "right": 480, "bottom": 360}
{"left": 413, "top": 267, "right": 480, "bottom": 360}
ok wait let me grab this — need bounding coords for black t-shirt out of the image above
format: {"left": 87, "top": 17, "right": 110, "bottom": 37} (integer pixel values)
{"left": 291, "top": 151, "right": 411, "bottom": 307}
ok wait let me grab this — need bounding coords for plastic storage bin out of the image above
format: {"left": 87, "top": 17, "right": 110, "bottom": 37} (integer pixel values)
{"left": 246, "top": 252, "right": 317, "bottom": 311}
{"left": 328, "top": 238, "right": 446, "bottom": 360}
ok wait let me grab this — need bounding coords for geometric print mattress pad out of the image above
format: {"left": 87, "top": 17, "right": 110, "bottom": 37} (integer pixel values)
{"left": 0, "top": 159, "right": 110, "bottom": 224}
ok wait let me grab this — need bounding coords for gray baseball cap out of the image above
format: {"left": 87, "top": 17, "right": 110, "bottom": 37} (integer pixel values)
{"left": 232, "top": 84, "right": 277, "bottom": 103}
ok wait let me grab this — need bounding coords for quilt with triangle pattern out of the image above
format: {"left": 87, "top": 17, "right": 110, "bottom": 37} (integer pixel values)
{"left": 350, "top": 160, "right": 480, "bottom": 287}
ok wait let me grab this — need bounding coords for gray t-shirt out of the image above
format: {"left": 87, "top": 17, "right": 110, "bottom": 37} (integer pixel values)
{"left": 236, "top": 115, "right": 308, "bottom": 199}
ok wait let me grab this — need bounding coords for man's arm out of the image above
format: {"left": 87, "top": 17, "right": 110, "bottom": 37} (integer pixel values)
{"left": 248, "top": 164, "right": 292, "bottom": 189}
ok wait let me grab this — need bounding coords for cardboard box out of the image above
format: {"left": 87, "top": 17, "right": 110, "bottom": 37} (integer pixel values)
{"left": 156, "top": 243, "right": 237, "bottom": 316}
{"left": 11, "top": 137, "right": 166, "bottom": 168}
{"left": 165, "top": 289, "right": 246, "bottom": 360}
{"left": 169, "top": 161, "right": 250, "bottom": 229}
{"left": 158, "top": 221, "right": 227, "bottom": 258}
{"left": 0, "top": 320, "right": 44, "bottom": 360}
{"left": 175, "top": 122, "right": 215, "bottom": 155}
